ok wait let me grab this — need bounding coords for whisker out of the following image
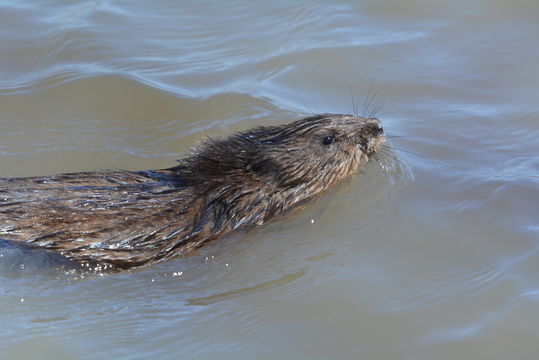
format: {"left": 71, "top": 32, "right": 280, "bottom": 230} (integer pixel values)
{"left": 370, "top": 103, "right": 385, "bottom": 118}
{"left": 371, "top": 144, "right": 414, "bottom": 186}
{"left": 368, "top": 93, "right": 385, "bottom": 118}
{"left": 383, "top": 144, "right": 451, "bottom": 166}
{"left": 349, "top": 88, "right": 358, "bottom": 117}
{"left": 376, "top": 149, "right": 400, "bottom": 162}
{"left": 385, "top": 146, "right": 427, "bottom": 159}
{"left": 383, "top": 135, "right": 422, "bottom": 139}
{"left": 362, "top": 81, "right": 377, "bottom": 118}
{"left": 298, "top": 97, "right": 315, "bottom": 116}
{"left": 362, "top": 81, "right": 390, "bottom": 118}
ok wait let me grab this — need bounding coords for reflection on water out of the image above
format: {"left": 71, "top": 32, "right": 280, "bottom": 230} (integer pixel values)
{"left": 187, "top": 268, "right": 308, "bottom": 306}
{"left": 1, "top": 0, "right": 539, "bottom": 359}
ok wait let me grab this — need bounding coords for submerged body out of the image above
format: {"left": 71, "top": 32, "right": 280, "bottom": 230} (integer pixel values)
{"left": 0, "top": 114, "right": 384, "bottom": 270}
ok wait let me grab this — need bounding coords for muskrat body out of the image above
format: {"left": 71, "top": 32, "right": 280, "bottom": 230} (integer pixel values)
{"left": 0, "top": 114, "right": 384, "bottom": 270}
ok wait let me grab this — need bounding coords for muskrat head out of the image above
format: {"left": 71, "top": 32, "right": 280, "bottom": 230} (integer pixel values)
{"left": 180, "top": 114, "right": 384, "bottom": 196}
{"left": 245, "top": 113, "right": 384, "bottom": 191}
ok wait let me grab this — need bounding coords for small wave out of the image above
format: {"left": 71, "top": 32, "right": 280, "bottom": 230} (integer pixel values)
{"left": 0, "top": 239, "right": 79, "bottom": 277}
{"left": 379, "top": 264, "right": 503, "bottom": 312}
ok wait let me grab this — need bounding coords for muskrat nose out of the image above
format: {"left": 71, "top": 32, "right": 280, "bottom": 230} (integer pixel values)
{"left": 364, "top": 118, "right": 383, "bottom": 136}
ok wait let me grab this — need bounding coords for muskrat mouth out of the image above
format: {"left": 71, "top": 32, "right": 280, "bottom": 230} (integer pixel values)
{"left": 358, "top": 140, "right": 368, "bottom": 153}
{"left": 358, "top": 135, "right": 385, "bottom": 156}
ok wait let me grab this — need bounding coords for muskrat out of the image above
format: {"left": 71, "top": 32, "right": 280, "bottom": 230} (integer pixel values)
{"left": 0, "top": 113, "right": 384, "bottom": 270}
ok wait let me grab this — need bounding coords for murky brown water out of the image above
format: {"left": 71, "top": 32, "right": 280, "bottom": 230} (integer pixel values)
{"left": 1, "top": 1, "right": 538, "bottom": 359}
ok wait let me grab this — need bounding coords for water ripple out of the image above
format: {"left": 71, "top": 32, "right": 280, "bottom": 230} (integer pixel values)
{"left": 379, "top": 264, "right": 504, "bottom": 312}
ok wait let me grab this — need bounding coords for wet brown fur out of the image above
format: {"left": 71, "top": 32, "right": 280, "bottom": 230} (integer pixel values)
{"left": 0, "top": 114, "right": 384, "bottom": 270}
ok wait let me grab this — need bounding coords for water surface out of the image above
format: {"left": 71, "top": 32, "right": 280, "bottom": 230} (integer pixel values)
{"left": 1, "top": 1, "right": 538, "bottom": 359}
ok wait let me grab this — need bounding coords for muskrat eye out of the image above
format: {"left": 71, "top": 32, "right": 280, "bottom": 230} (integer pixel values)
{"left": 322, "top": 136, "right": 334, "bottom": 145}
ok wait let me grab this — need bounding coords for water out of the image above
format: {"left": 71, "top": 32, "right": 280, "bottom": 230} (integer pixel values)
{"left": 1, "top": 1, "right": 538, "bottom": 359}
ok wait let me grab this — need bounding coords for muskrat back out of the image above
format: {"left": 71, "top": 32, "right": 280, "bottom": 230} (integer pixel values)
{"left": 0, "top": 113, "right": 384, "bottom": 270}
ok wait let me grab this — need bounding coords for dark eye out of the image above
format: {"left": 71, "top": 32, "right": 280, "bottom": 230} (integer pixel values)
{"left": 322, "top": 135, "right": 334, "bottom": 145}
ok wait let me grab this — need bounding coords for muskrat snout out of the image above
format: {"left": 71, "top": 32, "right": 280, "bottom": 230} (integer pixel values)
{"left": 364, "top": 118, "right": 383, "bottom": 136}
{"left": 357, "top": 118, "right": 384, "bottom": 155}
